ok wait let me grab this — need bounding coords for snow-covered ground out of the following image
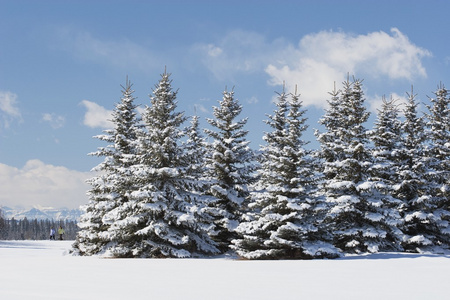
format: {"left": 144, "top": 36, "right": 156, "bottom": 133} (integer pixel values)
{"left": 1, "top": 240, "right": 448, "bottom": 300}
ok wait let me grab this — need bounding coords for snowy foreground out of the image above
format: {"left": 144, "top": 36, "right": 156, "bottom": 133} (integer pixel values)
{"left": 1, "top": 241, "right": 449, "bottom": 300}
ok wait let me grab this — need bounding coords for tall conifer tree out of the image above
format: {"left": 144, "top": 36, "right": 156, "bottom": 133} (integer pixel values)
{"left": 233, "top": 88, "right": 338, "bottom": 259}
{"left": 317, "top": 77, "right": 396, "bottom": 253}
{"left": 181, "top": 115, "right": 217, "bottom": 240}
{"left": 395, "top": 88, "right": 427, "bottom": 203}
{"left": 411, "top": 84, "right": 450, "bottom": 251}
{"left": 183, "top": 115, "right": 207, "bottom": 179}
{"left": 204, "top": 88, "right": 256, "bottom": 252}
{"left": 120, "top": 71, "right": 219, "bottom": 258}
{"left": 395, "top": 88, "right": 433, "bottom": 251}
{"left": 73, "top": 78, "right": 141, "bottom": 256}
{"left": 368, "top": 96, "right": 405, "bottom": 251}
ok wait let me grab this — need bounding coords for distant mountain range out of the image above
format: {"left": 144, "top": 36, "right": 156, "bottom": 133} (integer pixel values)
{"left": 0, "top": 206, "right": 82, "bottom": 221}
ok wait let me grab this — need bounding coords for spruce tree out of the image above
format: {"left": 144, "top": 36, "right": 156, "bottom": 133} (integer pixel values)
{"left": 425, "top": 84, "right": 450, "bottom": 195}
{"left": 411, "top": 84, "right": 450, "bottom": 251}
{"left": 233, "top": 88, "right": 339, "bottom": 259}
{"left": 425, "top": 84, "right": 450, "bottom": 176}
{"left": 204, "top": 88, "right": 256, "bottom": 252}
{"left": 317, "top": 77, "right": 395, "bottom": 254}
{"left": 73, "top": 78, "right": 141, "bottom": 256}
{"left": 181, "top": 115, "right": 217, "bottom": 241}
{"left": 0, "top": 208, "right": 5, "bottom": 238}
{"left": 368, "top": 96, "right": 405, "bottom": 251}
{"left": 395, "top": 88, "right": 427, "bottom": 203}
{"left": 183, "top": 115, "right": 207, "bottom": 181}
{"left": 394, "top": 87, "right": 435, "bottom": 252}
{"left": 124, "top": 70, "right": 219, "bottom": 258}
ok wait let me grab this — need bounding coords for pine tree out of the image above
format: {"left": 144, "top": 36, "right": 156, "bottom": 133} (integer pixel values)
{"left": 181, "top": 115, "right": 218, "bottom": 243}
{"left": 232, "top": 87, "right": 339, "bottom": 259}
{"left": 73, "top": 78, "right": 141, "bottom": 256}
{"left": 425, "top": 84, "right": 450, "bottom": 177}
{"left": 183, "top": 115, "right": 207, "bottom": 181}
{"left": 368, "top": 96, "right": 405, "bottom": 251}
{"left": 204, "top": 88, "right": 256, "bottom": 252}
{"left": 409, "top": 83, "right": 450, "bottom": 251}
{"left": 317, "top": 77, "right": 395, "bottom": 254}
{"left": 123, "top": 70, "right": 219, "bottom": 258}
{"left": 394, "top": 87, "right": 434, "bottom": 251}
{"left": 395, "top": 88, "right": 427, "bottom": 203}
{"left": 0, "top": 208, "right": 5, "bottom": 238}
{"left": 425, "top": 84, "right": 450, "bottom": 194}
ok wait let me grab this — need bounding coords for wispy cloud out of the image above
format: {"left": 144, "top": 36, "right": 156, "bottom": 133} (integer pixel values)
{"left": 193, "top": 104, "right": 209, "bottom": 114}
{"left": 192, "top": 29, "right": 290, "bottom": 81}
{"left": 0, "top": 160, "right": 91, "bottom": 209}
{"left": 57, "top": 29, "right": 160, "bottom": 71}
{"left": 80, "top": 100, "right": 113, "bottom": 129}
{"left": 194, "top": 28, "right": 431, "bottom": 108}
{"left": 0, "top": 91, "right": 22, "bottom": 129}
{"left": 367, "top": 92, "right": 415, "bottom": 118}
{"left": 246, "top": 96, "right": 259, "bottom": 104}
{"left": 42, "top": 113, "right": 65, "bottom": 129}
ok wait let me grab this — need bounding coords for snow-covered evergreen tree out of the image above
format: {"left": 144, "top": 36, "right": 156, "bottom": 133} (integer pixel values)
{"left": 73, "top": 78, "right": 141, "bottom": 256}
{"left": 181, "top": 115, "right": 218, "bottom": 241}
{"left": 232, "top": 88, "right": 339, "bottom": 259}
{"left": 316, "top": 78, "right": 398, "bottom": 254}
{"left": 394, "top": 88, "right": 434, "bottom": 251}
{"left": 112, "top": 72, "right": 218, "bottom": 257}
{"left": 183, "top": 115, "right": 207, "bottom": 180}
{"left": 425, "top": 84, "right": 450, "bottom": 195}
{"left": 204, "top": 88, "right": 256, "bottom": 252}
{"left": 409, "top": 84, "right": 450, "bottom": 251}
{"left": 425, "top": 84, "right": 450, "bottom": 177}
{"left": 123, "top": 71, "right": 219, "bottom": 258}
{"left": 394, "top": 88, "right": 427, "bottom": 202}
{"left": 367, "top": 96, "right": 405, "bottom": 251}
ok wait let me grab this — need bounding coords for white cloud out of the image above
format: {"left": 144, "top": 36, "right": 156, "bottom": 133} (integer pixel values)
{"left": 80, "top": 100, "right": 114, "bottom": 129}
{"left": 267, "top": 28, "right": 431, "bottom": 108}
{"left": 0, "top": 160, "right": 91, "bottom": 209}
{"left": 265, "top": 61, "right": 342, "bottom": 108}
{"left": 42, "top": 113, "right": 65, "bottom": 129}
{"left": 0, "top": 91, "right": 22, "bottom": 129}
{"left": 195, "top": 28, "right": 431, "bottom": 108}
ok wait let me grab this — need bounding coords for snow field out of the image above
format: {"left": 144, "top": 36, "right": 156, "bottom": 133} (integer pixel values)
{"left": 0, "top": 240, "right": 449, "bottom": 300}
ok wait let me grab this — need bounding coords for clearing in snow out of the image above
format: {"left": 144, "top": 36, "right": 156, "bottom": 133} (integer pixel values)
{"left": 0, "top": 240, "right": 449, "bottom": 300}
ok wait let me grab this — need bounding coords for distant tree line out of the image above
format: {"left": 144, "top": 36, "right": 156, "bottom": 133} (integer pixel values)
{"left": 0, "top": 209, "right": 5, "bottom": 237}
{"left": 0, "top": 213, "right": 78, "bottom": 240}
{"left": 64, "top": 71, "right": 450, "bottom": 258}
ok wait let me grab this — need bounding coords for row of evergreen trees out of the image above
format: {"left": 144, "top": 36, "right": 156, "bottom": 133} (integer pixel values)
{"left": 0, "top": 217, "right": 78, "bottom": 240}
{"left": 72, "top": 71, "right": 449, "bottom": 259}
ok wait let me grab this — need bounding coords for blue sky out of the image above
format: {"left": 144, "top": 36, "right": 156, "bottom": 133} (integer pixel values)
{"left": 1, "top": 0, "right": 449, "bottom": 209}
